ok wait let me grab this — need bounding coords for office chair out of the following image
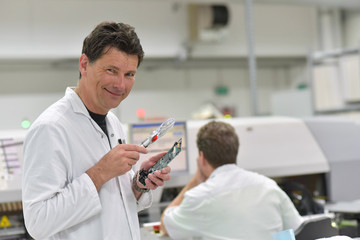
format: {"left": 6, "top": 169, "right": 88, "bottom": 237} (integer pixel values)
{"left": 295, "top": 214, "right": 339, "bottom": 240}
{"left": 279, "top": 181, "right": 324, "bottom": 216}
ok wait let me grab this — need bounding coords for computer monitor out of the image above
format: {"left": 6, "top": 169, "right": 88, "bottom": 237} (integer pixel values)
{"left": 128, "top": 121, "right": 188, "bottom": 176}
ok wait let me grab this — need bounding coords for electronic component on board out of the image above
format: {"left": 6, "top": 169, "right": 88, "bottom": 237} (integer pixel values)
{"left": 139, "top": 138, "right": 182, "bottom": 186}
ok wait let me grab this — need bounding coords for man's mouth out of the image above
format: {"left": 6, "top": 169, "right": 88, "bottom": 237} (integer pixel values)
{"left": 104, "top": 88, "right": 123, "bottom": 97}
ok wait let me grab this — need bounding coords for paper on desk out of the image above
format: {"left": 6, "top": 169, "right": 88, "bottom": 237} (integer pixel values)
{"left": 142, "top": 221, "right": 161, "bottom": 231}
{"left": 316, "top": 236, "right": 352, "bottom": 240}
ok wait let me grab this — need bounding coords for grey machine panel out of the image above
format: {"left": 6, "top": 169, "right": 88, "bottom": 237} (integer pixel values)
{"left": 304, "top": 117, "right": 360, "bottom": 202}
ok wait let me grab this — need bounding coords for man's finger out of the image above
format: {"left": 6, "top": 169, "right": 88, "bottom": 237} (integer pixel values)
{"left": 118, "top": 144, "right": 148, "bottom": 154}
{"left": 148, "top": 152, "right": 167, "bottom": 163}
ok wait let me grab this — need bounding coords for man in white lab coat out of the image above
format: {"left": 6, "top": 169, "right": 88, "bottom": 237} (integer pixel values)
{"left": 22, "top": 21, "right": 171, "bottom": 239}
{"left": 161, "top": 121, "right": 303, "bottom": 240}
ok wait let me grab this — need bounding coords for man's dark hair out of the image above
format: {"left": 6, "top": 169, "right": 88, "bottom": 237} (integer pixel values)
{"left": 82, "top": 21, "right": 144, "bottom": 67}
{"left": 196, "top": 121, "right": 239, "bottom": 168}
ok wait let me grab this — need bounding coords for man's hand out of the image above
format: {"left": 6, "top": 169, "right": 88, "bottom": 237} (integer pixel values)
{"left": 135, "top": 152, "right": 171, "bottom": 192}
{"left": 194, "top": 167, "right": 207, "bottom": 185}
{"left": 87, "top": 144, "right": 147, "bottom": 191}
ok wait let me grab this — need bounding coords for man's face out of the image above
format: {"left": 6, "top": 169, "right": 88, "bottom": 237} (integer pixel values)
{"left": 78, "top": 47, "right": 138, "bottom": 114}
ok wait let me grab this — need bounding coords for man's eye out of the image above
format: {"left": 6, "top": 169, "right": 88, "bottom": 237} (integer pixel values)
{"left": 107, "top": 69, "right": 115, "bottom": 73}
{"left": 126, "top": 73, "right": 135, "bottom": 77}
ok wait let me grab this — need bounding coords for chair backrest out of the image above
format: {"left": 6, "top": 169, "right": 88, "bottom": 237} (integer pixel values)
{"left": 279, "top": 181, "right": 324, "bottom": 216}
{"left": 295, "top": 215, "right": 339, "bottom": 240}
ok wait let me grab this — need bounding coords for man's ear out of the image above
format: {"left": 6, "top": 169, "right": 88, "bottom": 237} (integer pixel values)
{"left": 79, "top": 54, "right": 89, "bottom": 78}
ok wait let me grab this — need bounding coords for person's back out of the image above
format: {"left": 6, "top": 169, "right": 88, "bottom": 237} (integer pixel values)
{"left": 163, "top": 164, "right": 302, "bottom": 239}
{"left": 161, "top": 121, "right": 303, "bottom": 240}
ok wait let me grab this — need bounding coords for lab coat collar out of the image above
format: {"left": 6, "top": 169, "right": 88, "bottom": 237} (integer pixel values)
{"left": 65, "top": 87, "right": 111, "bottom": 141}
{"left": 65, "top": 87, "right": 92, "bottom": 118}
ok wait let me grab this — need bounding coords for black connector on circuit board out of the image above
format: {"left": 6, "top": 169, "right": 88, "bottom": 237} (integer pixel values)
{"left": 138, "top": 138, "right": 182, "bottom": 186}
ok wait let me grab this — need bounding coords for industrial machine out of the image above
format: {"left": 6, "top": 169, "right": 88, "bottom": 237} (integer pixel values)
{"left": 3, "top": 116, "right": 360, "bottom": 238}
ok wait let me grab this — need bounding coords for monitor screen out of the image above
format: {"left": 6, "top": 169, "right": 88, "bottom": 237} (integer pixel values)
{"left": 129, "top": 121, "right": 188, "bottom": 175}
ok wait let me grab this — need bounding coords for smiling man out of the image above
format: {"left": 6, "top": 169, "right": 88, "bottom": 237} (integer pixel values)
{"left": 22, "top": 22, "right": 171, "bottom": 240}
{"left": 75, "top": 47, "right": 136, "bottom": 115}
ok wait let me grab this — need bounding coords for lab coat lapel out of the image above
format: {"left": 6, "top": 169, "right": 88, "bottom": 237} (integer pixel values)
{"left": 107, "top": 115, "right": 140, "bottom": 239}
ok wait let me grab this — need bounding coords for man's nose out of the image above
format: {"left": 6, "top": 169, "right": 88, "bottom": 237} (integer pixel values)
{"left": 113, "top": 75, "right": 126, "bottom": 89}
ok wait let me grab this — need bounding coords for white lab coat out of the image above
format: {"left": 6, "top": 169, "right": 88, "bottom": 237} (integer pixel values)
{"left": 163, "top": 164, "right": 303, "bottom": 240}
{"left": 22, "top": 87, "right": 152, "bottom": 240}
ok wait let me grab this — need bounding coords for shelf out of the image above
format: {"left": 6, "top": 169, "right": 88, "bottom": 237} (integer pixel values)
{"left": 310, "top": 46, "right": 360, "bottom": 117}
{"left": 315, "top": 105, "right": 360, "bottom": 115}
{"left": 0, "top": 56, "right": 307, "bottom": 71}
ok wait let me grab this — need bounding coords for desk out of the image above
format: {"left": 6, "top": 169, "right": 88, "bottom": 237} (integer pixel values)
{"left": 327, "top": 201, "right": 360, "bottom": 214}
{"left": 140, "top": 226, "right": 197, "bottom": 240}
{"left": 326, "top": 200, "right": 360, "bottom": 237}
{"left": 139, "top": 202, "right": 172, "bottom": 240}
{"left": 140, "top": 226, "right": 171, "bottom": 240}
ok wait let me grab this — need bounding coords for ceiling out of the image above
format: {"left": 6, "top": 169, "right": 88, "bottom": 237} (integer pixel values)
{"left": 253, "top": 0, "right": 360, "bottom": 9}
{"left": 166, "top": 0, "right": 360, "bottom": 9}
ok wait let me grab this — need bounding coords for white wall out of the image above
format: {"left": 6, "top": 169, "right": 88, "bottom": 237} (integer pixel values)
{"left": 190, "top": 3, "right": 317, "bottom": 57}
{"left": 0, "top": 1, "right": 317, "bottom": 59}
{"left": 0, "top": 63, "right": 303, "bottom": 129}
{"left": 0, "top": 92, "right": 64, "bottom": 130}
{"left": 0, "top": 0, "right": 187, "bottom": 59}
{"left": 1, "top": 0, "right": 352, "bottom": 129}
{"left": 343, "top": 10, "right": 360, "bottom": 48}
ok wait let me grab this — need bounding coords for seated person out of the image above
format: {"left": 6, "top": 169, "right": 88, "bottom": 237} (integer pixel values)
{"left": 160, "top": 121, "right": 303, "bottom": 240}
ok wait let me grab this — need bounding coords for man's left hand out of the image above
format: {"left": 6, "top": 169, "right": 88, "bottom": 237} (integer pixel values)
{"left": 137, "top": 152, "right": 171, "bottom": 190}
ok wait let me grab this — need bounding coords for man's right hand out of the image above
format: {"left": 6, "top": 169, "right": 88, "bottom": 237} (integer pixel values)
{"left": 86, "top": 144, "right": 147, "bottom": 191}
